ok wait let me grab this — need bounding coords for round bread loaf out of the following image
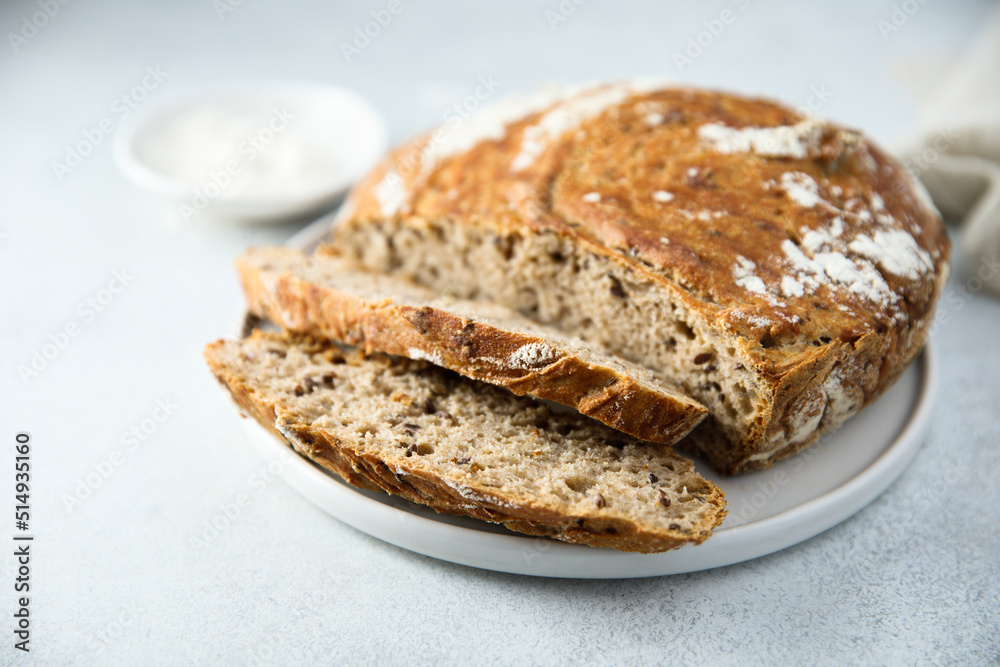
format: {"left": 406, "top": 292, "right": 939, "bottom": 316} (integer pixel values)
{"left": 331, "top": 82, "right": 950, "bottom": 474}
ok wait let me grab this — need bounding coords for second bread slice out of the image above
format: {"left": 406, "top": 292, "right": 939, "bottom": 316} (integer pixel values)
{"left": 237, "top": 246, "right": 707, "bottom": 447}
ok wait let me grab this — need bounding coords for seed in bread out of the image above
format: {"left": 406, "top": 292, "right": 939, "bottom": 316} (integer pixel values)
{"left": 204, "top": 331, "right": 727, "bottom": 553}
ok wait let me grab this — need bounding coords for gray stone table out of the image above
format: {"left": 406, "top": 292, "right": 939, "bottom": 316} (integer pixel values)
{"left": 1, "top": 0, "right": 997, "bottom": 664}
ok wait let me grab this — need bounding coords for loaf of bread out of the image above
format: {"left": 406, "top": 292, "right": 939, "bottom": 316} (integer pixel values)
{"left": 204, "top": 331, "right": 726, "bottom": 552}
{"left": 328, "top": 83, "right": 950, "bottom": 474}
{"left": 236, "top": 246, "right": 707, "bottom": 446}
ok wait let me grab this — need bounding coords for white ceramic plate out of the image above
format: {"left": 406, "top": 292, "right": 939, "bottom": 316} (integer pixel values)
{"left": 115, "top": 82, "right": 387, "bottom": 223}
{"left": 236, "top": 216, "right": 937, "bottom": 578}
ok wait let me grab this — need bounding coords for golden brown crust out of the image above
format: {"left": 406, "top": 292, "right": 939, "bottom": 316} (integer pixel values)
{"left": 335, "top": 83, "right": 951, "bottom": 474}
{"left": 203, "top": 335, "right": 727, "bottom": 553}
{"left": 236, "top": 248, "right": 707, "bottom": 446}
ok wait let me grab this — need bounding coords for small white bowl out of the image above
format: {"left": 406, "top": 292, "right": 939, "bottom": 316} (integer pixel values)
{"left": 114, "top": 82, "right": 388, "bottom": 223}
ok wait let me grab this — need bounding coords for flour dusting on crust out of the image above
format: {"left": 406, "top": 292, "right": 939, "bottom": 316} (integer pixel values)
{"left": 849, "top": 230, "right": 934, "bottom": 279}
{"left": 408, "top": 347, "right": 444, "bottom": 366}
{"left": 512, "top": 83, "right": 656, "bottom": 171}
{"left": 780, "top": 275, "right": 805, "bottom": 298}
{"left": 780, "top": 171, "right": 823, "bottom": 208}
{"left": 421, "top": 86, "right": 584, "bottom": 171}
{"left": 781, "top": 238, "right": 894, "bottom": 306}
{"left": 698, "top": 120, "right": 823, "bottom": 159}
{"left": 732, "top": 256, "right": 768, "bottom": 295}
{"left": 374, "top": 171, "right": 407, "bottom": 216}
{"left": 508, "top": 342, "right": 556, "bottom": 369}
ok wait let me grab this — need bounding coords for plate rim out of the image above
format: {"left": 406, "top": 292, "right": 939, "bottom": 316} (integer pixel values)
{"left": 232, "top": 214, "right": 937, "bottom": 578}
{"left": 242, "top": 347, "right": 934, "bottom": 578}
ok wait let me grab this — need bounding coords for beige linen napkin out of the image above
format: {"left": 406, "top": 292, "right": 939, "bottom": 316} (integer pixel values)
{"left": 893, "top": 4, "right": 1000, "bottom": 293}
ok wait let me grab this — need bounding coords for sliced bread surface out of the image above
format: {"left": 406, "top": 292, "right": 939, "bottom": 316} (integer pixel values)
{"left": 204, "top": 330, "right": 726, "bottom": 553}
{"left": 236, "top": 246, "right": 707, "bottom": 447}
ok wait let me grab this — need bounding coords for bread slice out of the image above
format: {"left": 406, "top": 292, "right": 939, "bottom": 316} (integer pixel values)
{"left": 329, "top": 83, "right": 950, "bottom": 474}
{"left": 236, "top": 246, "right": 707, "bottom": 447}
{"left": 204, "top": 331, "right": 726, "bottom": 552}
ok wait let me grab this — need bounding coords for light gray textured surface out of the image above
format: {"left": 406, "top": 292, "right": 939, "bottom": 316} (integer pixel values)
{"left": 1, "top": 1, "right": 998, "bottom": 665}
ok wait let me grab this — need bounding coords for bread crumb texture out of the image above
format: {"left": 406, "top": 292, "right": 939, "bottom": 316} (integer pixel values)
{"left": 205, "top": 331, "right": 726, "bottom": 552}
